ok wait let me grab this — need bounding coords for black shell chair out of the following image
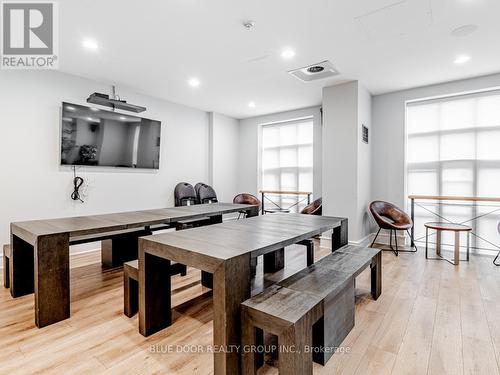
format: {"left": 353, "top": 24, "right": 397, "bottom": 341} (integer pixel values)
{"left": 174, "top": 182, "right": 210, "bottom": 229}
{"left": 174, "top": 182, "right": 197, "bottom": 207}
{"left": 196, "top": 183, "right": 218, "bottom": 204}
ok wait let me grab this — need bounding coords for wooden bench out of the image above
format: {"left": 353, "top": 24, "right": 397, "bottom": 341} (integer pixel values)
{"left": 241, "top": 285, "right": 324, "bottom": 375}
{"left": 123, "top": 259, "right": 187, "bottom": 317}
{"left": 241, "top": 245, "right": 381, "bottom": 373}
{"left": 3, "top": 244, "right": 10, "bottom": 289}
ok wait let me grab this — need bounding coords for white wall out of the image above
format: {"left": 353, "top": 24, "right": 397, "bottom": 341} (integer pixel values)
{"left": 209, "top": 112, "right": 239, "bottom": 202}
{"left": 372, "top": 73, "right": 500, "bottom": 210}
{"left": 0, "top": 70, "right": 239, "bottom": 262}
{"left": 322, "top": 81, "right": 373, "bottom": 242}
{"left": 237, "top": 106, "right": 323, "bottom": 198}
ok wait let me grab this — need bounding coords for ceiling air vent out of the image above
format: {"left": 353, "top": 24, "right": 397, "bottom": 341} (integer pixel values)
{"left": 288, "top": 60, "right": 339, "bottom": 82}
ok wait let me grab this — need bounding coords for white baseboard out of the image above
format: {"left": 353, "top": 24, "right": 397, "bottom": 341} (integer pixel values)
{"left": 319, "top": 233, "right": 373, "bottom": 248}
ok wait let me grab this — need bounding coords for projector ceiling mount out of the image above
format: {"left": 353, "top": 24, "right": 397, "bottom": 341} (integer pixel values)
{"left": 86, "top": 85, "right": 146, "bottom": 113}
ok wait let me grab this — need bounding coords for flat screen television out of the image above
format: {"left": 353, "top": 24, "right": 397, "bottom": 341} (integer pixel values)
{"left": 60, "top": 102, "right": 161, "bottom": 169}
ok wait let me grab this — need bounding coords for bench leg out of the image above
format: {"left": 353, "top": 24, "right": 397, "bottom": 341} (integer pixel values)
{"left": 124, "top": 273, "right": 138, "bottom": 318}
{"left": 180, "top": 264, "right": 187, "bottom": 276}
{"left": 312, "top": 279, "right": 355, "bottom": 365}
{"left": 3, "top": 254, "right": 9, "bottom": 289}
{"left": 263, "top": 248, "right": 285, "bottom": 273}
{"left": 279, "top": 319, "right": 312, "bottom": 375}
{"left": 371, "top": 252, "right": 382, "bottom": 300}
{"left": 241, "top": 311, "right": 264, "bottom": 375}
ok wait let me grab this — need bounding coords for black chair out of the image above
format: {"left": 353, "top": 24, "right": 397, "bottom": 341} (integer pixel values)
{"left": 196, "top": 183, "right": 218, "bottom": 204}
{"left": 174, "top": 182, "right": 197, "bottom": 206}
{"left": 174, "top": 182, "right": 210, "bottom": 230}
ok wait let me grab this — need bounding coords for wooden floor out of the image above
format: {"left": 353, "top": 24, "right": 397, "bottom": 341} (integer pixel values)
{"left": 1, "top": 242, "right": 500, "bottom": 375}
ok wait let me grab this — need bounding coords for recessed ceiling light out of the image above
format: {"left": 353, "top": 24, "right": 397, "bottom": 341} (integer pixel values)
{"left": 248, "top": 101, "right": 256, "bottom": 108}
{"left": 66, "top": 106, "right": 75, "bottom": 111}
{"left": 188, "top": 77, "right": 200, "bottom": 88}
{"left": 451, "top": 24, "right": 478, "bottom": 37}
{"left": 82, "top": 38, "right": 99, "bottom": 51}
{"left": 454, "top": 55, "right": 471, "bottom": 64}
{"left": 119, "top": 116, "right": 127, "bottom": 120}
{"left": 281, "top": 48, "right": 296, "bottom": 60}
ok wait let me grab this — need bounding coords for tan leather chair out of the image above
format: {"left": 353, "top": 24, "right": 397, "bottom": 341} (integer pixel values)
{"left": 300, "top": 198, "right": 322, "bottom": 215}
{"left": 369, "top": 200, "right": 417, "bottom": 256}
{"left": 233, "top": 193, "right": 261, "bottom": 219}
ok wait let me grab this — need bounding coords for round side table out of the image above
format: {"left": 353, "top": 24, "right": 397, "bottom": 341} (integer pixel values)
{"left": 424, "top": 222, "right": 472, "bottom": 266}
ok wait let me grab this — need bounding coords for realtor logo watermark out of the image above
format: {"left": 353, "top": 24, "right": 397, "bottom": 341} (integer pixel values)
{"left": 1, "top": 1, "right": 58, "bottom": 69}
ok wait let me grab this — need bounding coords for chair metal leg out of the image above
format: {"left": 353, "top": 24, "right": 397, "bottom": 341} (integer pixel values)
{"left": 377, "top": 228, "right": 417, "bottom": 257}
{"left": 394, "top": 230, "right": 399, "bottom": 256}
{"left": 494, "top": 251, "right": 500, "bottom": 266}
{"left": 370, "top": 228, "right": 381, "bottom": 248}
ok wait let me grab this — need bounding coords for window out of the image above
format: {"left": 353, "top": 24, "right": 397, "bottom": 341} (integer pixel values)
{"left": 261, "top": 118, "right": 314, "bottom": 212}
{"left": 406, "top": 90, "right": 500, "bottom": 250}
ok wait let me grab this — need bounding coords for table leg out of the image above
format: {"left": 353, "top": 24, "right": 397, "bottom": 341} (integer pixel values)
{"left": 263, "top": 248, "right": 285, "bottom": 273}
{"left": 332, "top": 218, "right": 348, "bottom": 252}
{"left": 10, "top": 234, "right": 34, "bottom": 297}
{"left": 436, "top": 230, "right": 441, "bottom": 257}
{"left": 425, "top": 227, "right": 429, "bottom": 259}
{"left": 454, "top": 232, "right": 460, "bottom": 266}
{"left": 101, "top": 229, "right": 152, "bottom": 268}
{"left": 467, "top": 232, "right": 470, "bottom": 261}
{"left": 246, "top": 206, "right": 259, "bottom": 218}
{"left": 210, "top": 215, "right": 223, "bottom": 224}
{"left": 213, "top": 254, "right": 251, "bottom": 375}
{"left": 410, "top": 198, "right": 415, "bottom": 247}
{"left": 35, "top": 233, "right": 70, "bottom": 328}
{"left": 138, "top": 243, "right": 172, "bottom": 337}
{"left": 371, "top": 252, "right": 382, "bottom": 300}
{"left": 201, "top": 271, "right": 213, "bottom": 288}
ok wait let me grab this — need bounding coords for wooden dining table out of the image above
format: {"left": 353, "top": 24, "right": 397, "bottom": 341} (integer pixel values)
{"left": 9, "top": 202, "right": 259, "bottom": 328}
{"left": 138, "top": 213, "right": 348, "bottom": 375}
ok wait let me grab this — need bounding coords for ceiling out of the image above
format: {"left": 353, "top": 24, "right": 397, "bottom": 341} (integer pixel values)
{"left": 59, "top": 0, "right": 500, "bottom": 119}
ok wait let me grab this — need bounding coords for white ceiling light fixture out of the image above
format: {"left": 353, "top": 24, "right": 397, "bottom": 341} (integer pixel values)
{"left": 82, "top": 38, "right": 99, "bottom": 51}
{"left": 451, "top": 24, "right": 478, "bottom": 37}
{"left": 289, "top": 60, "right": 339, "bottom": 82}
{"left": 454, "top": 55, "right": 471, "bottom": 64}
{"left": 248, "top": 101, "right": 256, "bottom": 108}
{"left": 119, "top": 116, "right": 127, "bottom": 120}
{"left": 281, "top": 48, "right": 296, "bottom": 60}
{"left": 188, "top": 77, "right": 200, "bottom": 88}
